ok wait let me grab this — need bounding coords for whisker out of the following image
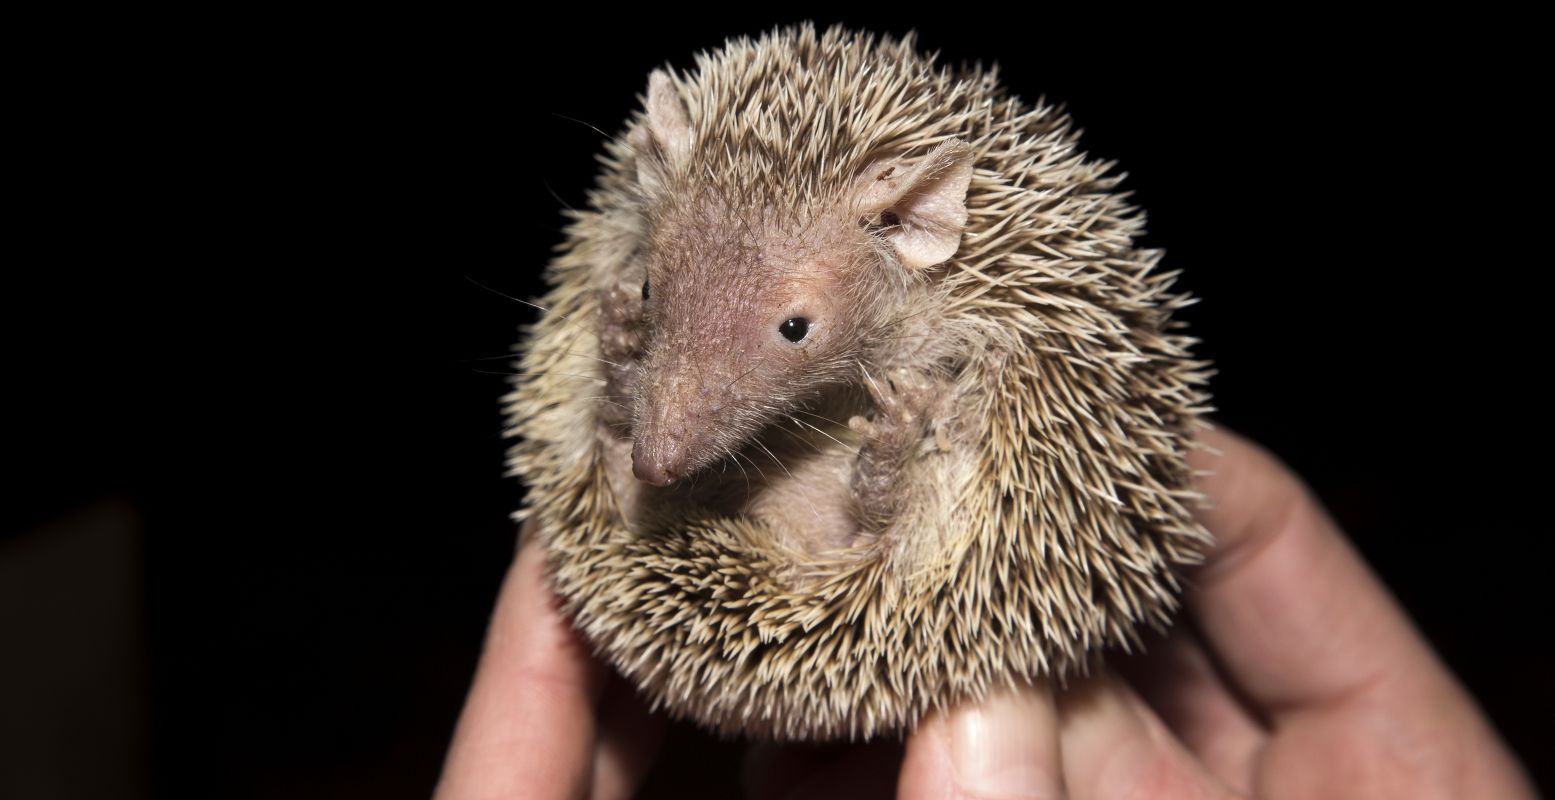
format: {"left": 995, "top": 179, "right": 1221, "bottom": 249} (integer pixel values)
{"left": 752, "top": 438, "right": 822, "bottom": 523}
{"left": 584, "top": 395, "right": 630, "bottom": 410}
{"left": 475, "top": 369, "right": 604, "bottom": 382}
{"left": 564, "top": 350, "right": 625, "bottom": 369}
{"left": 725, "top": 360, "right": 764, "bottom": 392}
{"left": 733, "top": 450, "right": 768, "bottom": 485}
{"left": 776, "top": 418, "right": 825, "bottom": 454}
{"left": 551, "top": 112, "right": 630, "bottom": 149}
{"left": 464, "top": 275, "right": 597, "bottom": 341}
{"left": 795, "top": 408, "right": 852, "bottom": 429}
{"left": 541, "top": 177, "right": 576, "bottom": 212}
{"left": 790, "top": 415, "right": 857, "bottom": 453}
{"left": 724, "top": 446, "right": 752, "bottom": 495}
{"left": 752, "top": 438, "right": 786, "bottom": 477}
{"left": 858, "top": 360, "right": 884, "bottom": 398}
{"left": 465, "top": 274, "right": 549, "bottom": 314}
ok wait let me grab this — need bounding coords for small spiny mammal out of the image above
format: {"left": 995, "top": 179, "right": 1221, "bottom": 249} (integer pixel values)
{"left": 506, "top": 23, "right": 1214, "bottom": 740}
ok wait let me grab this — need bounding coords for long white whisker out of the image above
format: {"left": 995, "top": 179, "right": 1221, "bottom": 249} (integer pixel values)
{"left": 724, "top": 446, "right": 752, "bottom": 494}
{"left": 563, "top": 350, "right": 625, "bottom": 369}
{"left": 776, "top": 418, "right": 825, "bottom": 454}
{"left": 550, "top": 112, "right": 630, "bottom": 149}
{"left": 465, "top": 275, "right": 599, "bottom": 342}
{"left": 859, "top": 361, "right": 884, "bottom": 398}
{"left": 791, "top": 415, "right": 857, "bottom": 453}
{"left": 795, "top": 408, "right": 850, "bottom": 428}
{"left": 733, "top": 450, "right": 768, "bottom": 485}
{"left": 540, "top": 177, "right": 576, "bottom": 212}
{"left": 462, "top": 352, "right": 527, "bottom": 362}
{"left": 584, "top": 395, "right": 630, "bottom": 410}
{"left": 481, "top": 369, "right": 604, "bottom": 382}
{"left": 752, "top": 438, "right": 821, "bottom": 523}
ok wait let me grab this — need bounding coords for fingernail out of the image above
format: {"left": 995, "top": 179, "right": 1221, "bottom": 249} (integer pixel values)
{"left": 944, "top": 684, "right": 1063, "bottom": 799}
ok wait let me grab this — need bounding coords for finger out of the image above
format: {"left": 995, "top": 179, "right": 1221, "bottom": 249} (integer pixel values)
{"left": 899, "top": 681, "right": 1064, "bottom": 800}
{"left": 1115, "top": 626, "right": 1264, "bottom": 795}
{"left": 436, "top": 522, "right": 606, "bottom": 800}
{"left": 1188, "top": 424, "right": 1537, "bottom": 797}
{"left": 1187, "top": 424, "right": 1444, "bottom": 714}
{"left": 1057, "top": 672, "right": 1235, "bottom": 800}
{"left": 589, "top": 674, "right": 667, "bottom": 800}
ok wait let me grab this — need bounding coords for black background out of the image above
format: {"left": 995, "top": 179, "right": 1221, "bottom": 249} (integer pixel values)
{"left": 7, "top": 9, "right": 1548, "bottom": 798}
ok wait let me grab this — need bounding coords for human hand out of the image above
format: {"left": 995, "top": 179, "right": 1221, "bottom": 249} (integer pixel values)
{"left": 874, "top": 425, "right": 1535, "bottom": 798}
{"left": 435, "top": 425, "right": 1536, "bottom": 798}
{"left": 433, "top": 515, "right": 666, "bottom": 800}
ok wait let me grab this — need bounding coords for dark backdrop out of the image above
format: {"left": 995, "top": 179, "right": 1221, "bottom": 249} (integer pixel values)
{"left": 6, "top": 10, "right": 1547, "bottom": 798}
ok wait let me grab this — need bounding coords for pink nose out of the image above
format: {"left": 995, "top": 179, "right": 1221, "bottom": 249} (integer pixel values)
{"left": 631, "top": 438, "right": 683, "bottom": 486}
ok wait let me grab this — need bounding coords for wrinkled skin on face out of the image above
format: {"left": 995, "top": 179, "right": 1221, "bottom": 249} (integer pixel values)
{"left": 630, "top": 202, "right": 897, "bottom": 486}
{"left": 620, "top": 70, "right": 975, "bottom": 488}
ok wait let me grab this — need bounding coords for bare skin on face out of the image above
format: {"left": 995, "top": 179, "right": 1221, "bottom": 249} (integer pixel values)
{"left": 627, "top": 216, "right": 865, "bottom": 484}
{"left": 593, "top": 68, "right": 977, "bottom": 555}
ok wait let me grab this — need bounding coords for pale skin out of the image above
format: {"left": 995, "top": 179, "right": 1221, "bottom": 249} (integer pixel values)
{"left": 435, "top": 425, "right": 1537, "bottom": 799}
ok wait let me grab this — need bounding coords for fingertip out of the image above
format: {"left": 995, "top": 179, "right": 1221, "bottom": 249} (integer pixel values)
{"left": 1188, "top": 423, "right": 1269, "bottom": 494}
{"left": 902, "top": 681, "right": 1064, "bottom": 800}
{"left": 436, "top": 518, "right": 604, "bottom": 799}
{"left": 500, "top": 518, "right": 607, "bottom": 697}
{"left": 1115, "top": 629, "right": 1264, "bottom": 794}
{"left": 898, "top": 709, "right": 954, "bottom": 800}
{"left": 1057, "top": 673, "right": 1231, "bottom": 799}
{"left": 1183, "top": 422, "right": 1318, "bottom": 584}
{"left": 1179, "top": 423, "right": 1463, "bottom": 730}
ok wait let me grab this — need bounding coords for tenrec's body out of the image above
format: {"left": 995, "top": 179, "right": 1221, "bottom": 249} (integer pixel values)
{"left": 507, "top": 24, "right": 1213, "bottom": 740}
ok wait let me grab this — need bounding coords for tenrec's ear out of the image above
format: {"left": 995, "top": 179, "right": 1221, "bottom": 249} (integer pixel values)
{"left": 632, "top": 69, "right": 692, "bottom": 192}
{"left": 854, "top": 139, "right": 975, "bottom": 270}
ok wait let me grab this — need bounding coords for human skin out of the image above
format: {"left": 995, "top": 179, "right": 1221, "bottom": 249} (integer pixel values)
{"left": 434, "top": 425, "right": 1537, "bottom": 799}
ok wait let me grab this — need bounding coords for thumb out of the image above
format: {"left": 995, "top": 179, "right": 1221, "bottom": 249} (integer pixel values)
{"left": 899, "top": 681, "right": 1065, "bottom": 799}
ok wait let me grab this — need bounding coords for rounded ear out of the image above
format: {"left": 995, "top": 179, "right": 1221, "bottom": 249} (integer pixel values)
{"left": 631, "top": 69, "right": 692, "bottom": 193}
{"left": 853, "top": 139, "right": 975, "bottom": 270}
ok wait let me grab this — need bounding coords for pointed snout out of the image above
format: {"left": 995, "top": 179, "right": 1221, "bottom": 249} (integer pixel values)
{"left": 632, "top": 432, "right": 688, "bottom": 486}
{"left": 631, "top": 360, "right": 709, "bottom": 486}
{"left": 632, "top": 355, "right": 746, "bottom": 486}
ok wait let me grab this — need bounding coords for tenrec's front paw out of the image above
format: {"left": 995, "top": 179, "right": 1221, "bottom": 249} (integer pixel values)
{"left": 852, "top": 368, "right": 942, "bottom": 452}
{"left": 848, "top": 414, "right": 879, "bottom": 440}
{"left": 598, "top": 282, "right": 645, "bottom": 361}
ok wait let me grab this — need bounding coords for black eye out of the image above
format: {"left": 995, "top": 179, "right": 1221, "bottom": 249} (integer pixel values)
{"left": 641, "top": 278, "right": 650, "bottom": 301}
{"left": 779, "top": 317, "right": 809, "bottom": 342}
